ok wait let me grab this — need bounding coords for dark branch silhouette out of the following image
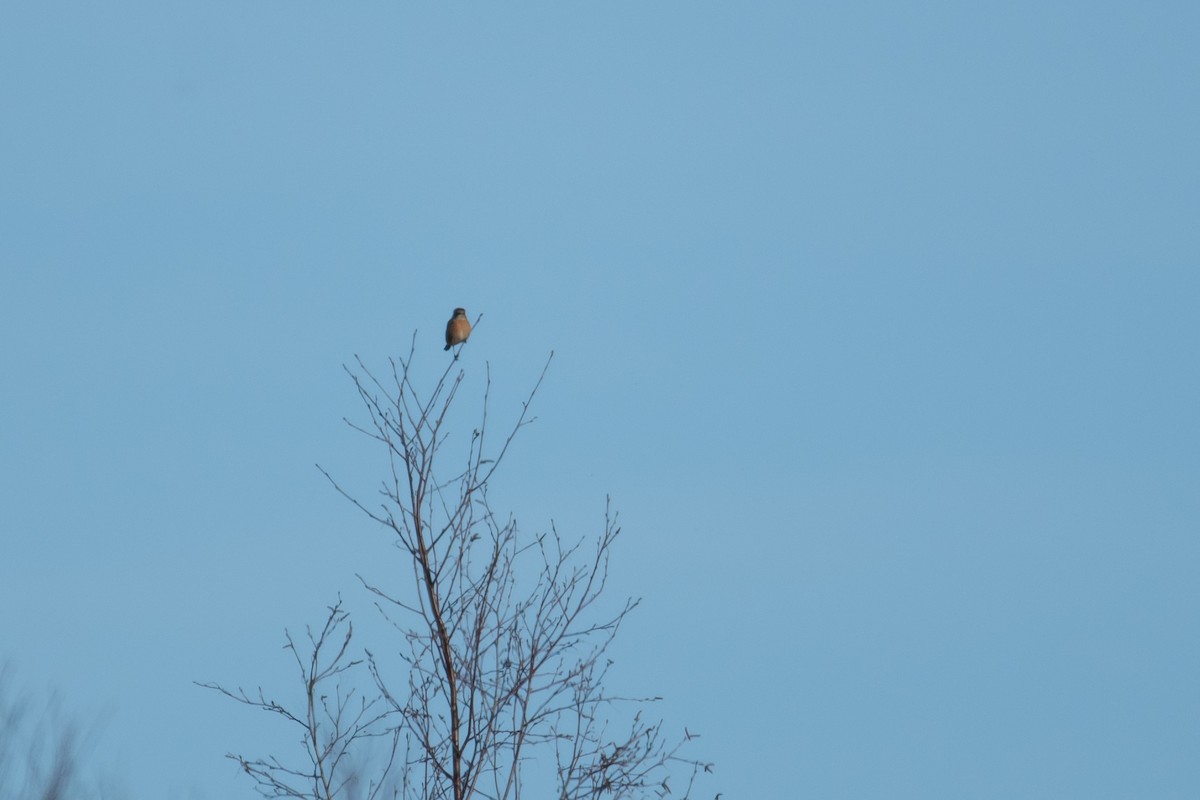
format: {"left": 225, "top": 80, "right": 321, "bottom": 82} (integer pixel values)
{"left": 204, "top": 339, "right": 711, "bottom": 799}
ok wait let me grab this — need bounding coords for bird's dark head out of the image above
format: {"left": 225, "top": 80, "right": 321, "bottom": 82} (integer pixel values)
{"left": 453, "top": 307, "right": 467, "bottom": 317}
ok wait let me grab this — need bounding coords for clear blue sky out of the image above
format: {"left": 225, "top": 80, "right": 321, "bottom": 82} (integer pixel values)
{"left": 2, "top": 2, "right": 1198, "bottom": 798}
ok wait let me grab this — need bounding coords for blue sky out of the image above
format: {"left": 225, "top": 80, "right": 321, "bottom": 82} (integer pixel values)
{"left": 2, "top": 2, "right": 1198, "bottom": 797}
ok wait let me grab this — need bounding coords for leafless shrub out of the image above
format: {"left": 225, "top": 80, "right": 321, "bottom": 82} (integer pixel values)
{"left": 0, "top": 663, "right": 109, "bottom": 800}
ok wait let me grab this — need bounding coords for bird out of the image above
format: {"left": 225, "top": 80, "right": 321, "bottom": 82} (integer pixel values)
{"left": 444, "top": 307, "right": 471, "bottom": 351}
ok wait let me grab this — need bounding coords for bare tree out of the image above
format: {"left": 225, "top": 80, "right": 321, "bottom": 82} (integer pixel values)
{"left": 0, "top": 663, "right": 109, "bottom": 800}
{"left": 205, "top": 337, "right": 711, "bottom": 800}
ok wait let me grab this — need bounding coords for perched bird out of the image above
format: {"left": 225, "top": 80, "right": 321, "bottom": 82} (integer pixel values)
{"left": 444, "top": 307, "right": 471, "bottom": 351}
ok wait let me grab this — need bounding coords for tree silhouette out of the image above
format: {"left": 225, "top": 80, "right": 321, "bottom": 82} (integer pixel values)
{"left": 203, "top": 339, "right": 710, "bottom": 800}
{"left": 0, "top": 663, "right": 110, "bottom": 800}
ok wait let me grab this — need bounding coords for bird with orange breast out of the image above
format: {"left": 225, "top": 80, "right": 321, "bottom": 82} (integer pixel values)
{"left": 444, "top": 307, "right": 471, "bottom": 352}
